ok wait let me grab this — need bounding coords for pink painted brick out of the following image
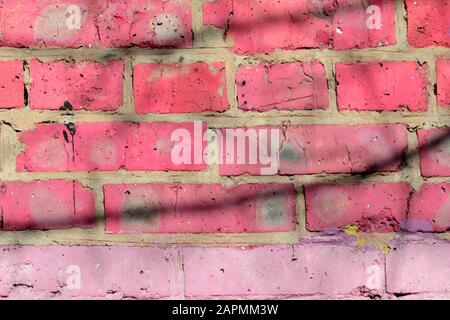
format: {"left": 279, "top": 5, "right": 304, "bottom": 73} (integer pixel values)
{"left": 305, "top": 183, "right": 411, "bottom": 232}
{"left": 0, "top": 180, "right": 95, "bottom": 231}
{"left": 0, "top": 61, "right": 24, "bottom": 109}
{"left": 437, "top": 58, "right": 450, "bottom": 107}
{"left": 0, "top": 246, "right": 180, "bottom": 299}
{"left": 219, "top": 124, "right": 407, "bottom": 176}
{"left": 236, "top": 61, "right": 328, "bottom": 111}
{"left": 183, "top": 244, "right": 385, "bottom": 297}
{"left": 134, "top": 62, "right": 228, "bottom": 114}
{"left": 99, "top": 0, "right": 192, "bottom": 48}
{"left": 332, "top": 0, "right": 396, "bottom": 50}
{"left": 406, "top": 0, "right": 450, "bottom": 47}
{"left": 336, "top": 61, "right": 429, "bottom": 111}
{"left": 203, "top": 0, "right": 396, "bottom": 54}
{"left": 0, "top": 0, "right": 192, "bottom": 48}
{"left": 104, "top": 183, "right": 296, "bottom": 233}
{"left": 387, "top": 243, "right": 450, "bottom": 294}
{"left": 417, "top": 128, "right": 450, "bottom": 177}
{"left": 30, "top": 60, "right": 123, "bottom": 111}
{"left": 406, "top": 183, "right": 450, "bottom": 232}
{"left": 16, "top": 122, "right": 206, "bottom": 172}
{"left": 0, "top": 0, "right": 99, "bottom": 47}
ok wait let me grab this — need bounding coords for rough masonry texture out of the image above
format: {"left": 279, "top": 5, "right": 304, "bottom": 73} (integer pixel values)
{"left": 0, "top": 0, "right": 447, "bottom": 300}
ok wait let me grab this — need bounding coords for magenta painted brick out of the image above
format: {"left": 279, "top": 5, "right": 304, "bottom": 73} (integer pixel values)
{"left": 336, "top": 61, "right": 429, "bottom": 111}
{"left": 387, "top": 243, "right": 450, "bottom": 294}
{"left": 0, "top": 180, "right": 95, "bottom": 231}
{"left": 406, "top": 0, "right": 450, "bottom": 47}
{"left": 219, "top": 124, "right": 407, "bottom": 176}
{"left": 305, "top": 183, "right": 411, "bottom": 232}
{"left": 203, "top": 0, "right": 396, "bottom": 54}
{"left": 30, "top": 60, "right": 123, "bottom": 111}
{"left": 183, "top": 244, "right": 385, "bottom": 297}
{"left": 236, "top": 61, "right": 328, "bottom": 111}
{"left": 417, "top": 128, "right": 450, "bottom": 177}
{"left": 0, "top": 0, "right": 192, "bottom": 48}
{"left": 406, "top": 183, "right": 450, "bottom": 232}
{"left": 134, "top": 62, "right": 228, "bottom": 114}
{"left": 17, "top": 122, "right": 206, "bottom": 172}
{"left": 104, "top": 183, "right": 296, "bottom": 233}
{"left": 437, "top": 58, "right": 450, "bottom": 107}
{"left": 0, "top": 246, "right": 180, "bottom": 299}
{"left": 0, "top": 60, "right": 24, "bottom": 109}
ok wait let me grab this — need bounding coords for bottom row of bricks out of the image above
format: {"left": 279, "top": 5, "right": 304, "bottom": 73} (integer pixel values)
{"left": 0, "top": 242, "right": 447, "bottom": 298}
{"left": 0, "top": 180, "right": 449, "bottom": 233}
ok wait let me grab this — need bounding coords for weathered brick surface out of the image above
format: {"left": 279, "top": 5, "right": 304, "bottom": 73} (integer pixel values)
{"left": 104, "top": 183, "right": 296, "bottom": 233}
{"left": 305, "top": 183, "right": 411, "bottom": 232}
{"left": 236, "top": 61, "right": 329, "bottom": 111}
{"left": 0, "top": 0, "right": 192, "bottom": 48}
{"left": 406, "top": 183, "right": 450, "bottom": 232}
{"left": 30, "top": 60, "right": 124, "bottom": 111}
{"left": 17, "top": 122, "right": 206, "bottom": 172}
{"left": 386, "top": 243, "right": 450, "bottom": 294}
{"left": 203, "top": 0, "right": 396, "bottom": 54}
{"left": 336, "top": 61, "right": 429, "bottom": 111}
{"left": 0, "top": 60, "right": 24, "bottom": 109}
{"left": 134, "top": 62, "right": 228, "bottom": 114}
{"left": 437, "top": 58, "right": 450, "bottom": 107}
{"left": 0, "top": 0, "right": 447, "bottom": 301}
{"left": 219, "top": 124, "right": 407, "bottom": 176}
{"left": 0, "top": 246, "right": 180, "bottom": 299}
{"left": 0, "top": 180, "right": 95, "bottom": 231}
{"left": 417, "top": 128, "right": 450, "bottom": 177}
{"left": 406, "top": 0, "right": 450, "bottom": 48}
{"left": 183, "top": 244, "right": 385, "bottom": 297}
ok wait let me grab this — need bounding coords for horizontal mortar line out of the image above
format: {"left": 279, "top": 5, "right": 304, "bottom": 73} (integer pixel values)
{"left": 0, "top": 172, "right": 428, "bottom": 184}
{"left": 0, "top": 47, "right": 447, "bottom": 60}
{"left": 0, "top": 110, "right": 450, "bottom": 125}
{"left": 0, "top": 231, "right": 447, "bottom": 246}
{"left": 0, "top": 232, "right": 301, "bottom": 246}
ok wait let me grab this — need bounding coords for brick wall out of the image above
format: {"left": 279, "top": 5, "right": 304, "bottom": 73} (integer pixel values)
{"left": 0, "top": 0, "right": 448, "bottom": 299}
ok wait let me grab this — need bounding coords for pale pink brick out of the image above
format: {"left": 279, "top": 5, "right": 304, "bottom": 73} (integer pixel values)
{"left": 387, "top": 243, "right": 450, "bottom": 294}
{"left": 417, "top": 128, "right": 450, "bottom": 177}
{"left": 29, "top": 60, "right": 123, "bottom": 111}
{"left": 406, "top": 183, "right": 450, "bottom": 232}
{"left": 336, "top": 61, "right": 429, "bottom": 111}
{"left": 305, "top": 183, "right": 411, "bottom": 232}
{"left": 406, "top": 0, "right": 450, "bottom": 47}
{"left": 0, "top": 61, "right": 24, "bottom": 109}
{"left": 134, "top": 62, "right": 228, "bottom": 114}
{"left": 0, "top": 246, "right": 180, "bottom": 299}
{"left": 104, "top": 184, "right": 296, "bottom": 233}
{"left": 0, "top": 180, "right": 95, "bottom": 231}
{"left": 203, "top": 0, "right": 396, "bottom": 54}
{"left": 183, "top": 245, "right": 385, "bottom": 297}
{"left": 219, "top": 124, "right": 407, "bottom": 176}
{"left": 17, "top": 122, "right": 206, "bottom": 172}
{"left": 236, "top": 61, "right": 328, "bottom": 111}
{"left": 0, "top": 0, "right": 192, "bottom": 48}
{"left": 437, "top": 58, "right": 450, "bottom": 107}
